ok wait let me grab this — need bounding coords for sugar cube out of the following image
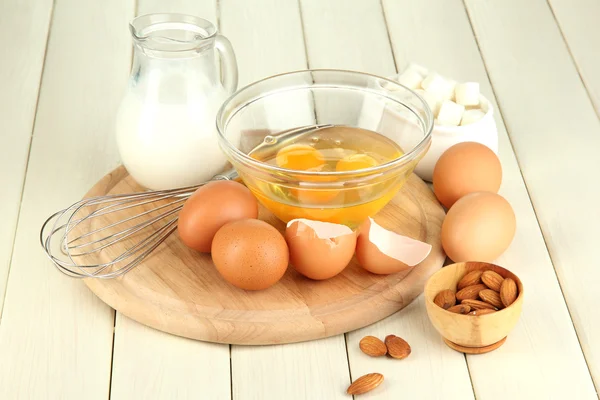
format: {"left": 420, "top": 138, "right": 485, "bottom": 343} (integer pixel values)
{"left": 455, "top": 82, "right": 480, "bottom": 106}
{"left": 397, "top": 68, "right": 424, "bottom": 90}
{"left": 421, "top": 72, "right": 447, "bottom": 93}
{"left": 415, "top": 89, "right": 443, "bottom": 116}
{"left": 441, "top": 80, "right": 457, "bottom": 101}
{"left": 437, "top": 100, "right": 465, "bottom": 126}
{"left": 460, "top": 109, "right": 485, "bottom": 126}
{"left": 405, "top": 63, "right": 429, "bottom": 77}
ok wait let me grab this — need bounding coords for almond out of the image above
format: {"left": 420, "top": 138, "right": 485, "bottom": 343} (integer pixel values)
{"left": 347, "top": 373, "right": 384, "bottom": 395}
{"left": 359, "top": 336, "right": 387, "bottom": 357}
{"left": 447, "top": 304, "right": 471, "bottom": 314}
{"left": 434, "top": 289, "right": 456, "bottom": 309}
{"left": 481, "top": 270, "right": 504, "bottom": 292}
{"left": 456, "top": 284, "right": 487, "bottom": 301}
{"left": 384, "top": 335, "right": 411, "bottom": 359}
{"left": 500, "top": 278, "right": 518, "bottom": 307}
{"left": 479, "top": 289, "right": 504, "bottom": 309}
{"left": 461, "top": 299, "right": 497, "bottom": 310}
{"left": 457, "top": 270, "right": 483, "bottom": 290}
{"left": 470, "top": 308, "right": 496, "bottom": 315}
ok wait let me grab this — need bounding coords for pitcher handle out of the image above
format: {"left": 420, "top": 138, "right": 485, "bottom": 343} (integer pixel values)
{"left": 215, "top": 35, "right": 238, "bottom": 94}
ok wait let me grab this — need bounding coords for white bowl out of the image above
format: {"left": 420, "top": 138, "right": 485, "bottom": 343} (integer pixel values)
{"left": 358, "top": 79, "right": 498, "bottom": 182}
{"left": 417, "top": 95, "right": 498, "bottom": 181}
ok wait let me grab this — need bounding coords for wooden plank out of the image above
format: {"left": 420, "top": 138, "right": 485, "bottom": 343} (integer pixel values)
{"left": 0, "top": 0, "right": 53, "bottom": 312}
{"left": 220, "top": 0, "right": 307, "bottom": 86}
{"left": 109, "top": 2, "right": 231, "bottom": 399}
{"left": 111, "top": 314, "right": 231, "bottom": 400}
{"left": 219, "top": 1, "right": 350, "bottom": 398}
{"left": 465, "top": 0, "right": 600, "bottom": 394}
{"left": 137, "top": 0, "right": 216, "bottom": 18}
{"left": 300, "top": 0, "right": 396, "bottom": 77}
{"left": 300, "top": 1, "right": 474, "bottom": 398}
{"left": 233, "top": 337, "right": 350, "bottom": 399}
{"left": 0, "top": 0, "right": 134, "bottom": 398}
{"left": 380, "top": 0, "right": 597, "bottom": 398}
{"left": 548, "top": 0, "right": 600, "bottom": 115}
{"left": 347, "top": 297, "right": 475, "bottom": 399}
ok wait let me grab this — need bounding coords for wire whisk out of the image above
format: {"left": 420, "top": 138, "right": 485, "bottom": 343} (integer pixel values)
{"left": 40, "top": 124, "right": 331, "bottom": 279}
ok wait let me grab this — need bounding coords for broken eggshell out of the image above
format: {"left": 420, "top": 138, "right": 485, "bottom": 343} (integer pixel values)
{"left": 355, "top": 218, "right": 432, "bottom": 274}
{"left": 285, "top": 219, "right": 357, "bottom": 280}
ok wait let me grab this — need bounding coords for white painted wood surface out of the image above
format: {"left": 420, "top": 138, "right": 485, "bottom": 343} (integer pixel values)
{"left": 107, "top": 2, "right": 232, "bottom": 399}
{"left": 384, "top": 0, "right": 597, "bottom": 398}
{"left": 300, "top": 1, "right": 473, "bottom": 398}
{"left": 0, "top": 0, "right": 53, "bottom": 312}
{"left": 548, "top": 0, "right": 600, "bottom": 115}
{"left": 111, "top": 314, "right": 231, "bottom": 400}
{"left": 2, "top": 0, "right": 600, "bottom": 398}
{"left": 137, "top": 0, "right": 216, "bottom": 18}
{"left": 0, "top": 0, "right": 132, "bottom": 398}
{"left": 466, "top": 0, "right": 600, "bottom": 393}
{"left": 220, "top": 2, "right": 351, "bottom": 398}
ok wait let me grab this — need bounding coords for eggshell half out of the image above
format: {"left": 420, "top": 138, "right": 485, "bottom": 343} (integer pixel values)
{"left": 285, "top": 219, "right": 357, "bottom": 280}
{"left": 355, "top": 218, "right": 432, "bottom": 275}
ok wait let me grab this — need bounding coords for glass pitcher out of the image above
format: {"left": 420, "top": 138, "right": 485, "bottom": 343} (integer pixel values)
{"left": 116, "top": 13, "right": 238, "bottom": 190}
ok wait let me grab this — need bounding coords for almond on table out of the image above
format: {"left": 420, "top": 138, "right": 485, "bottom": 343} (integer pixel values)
{"left": 359, "top": 336, "right": 387, "bottom": 357}
{"left": 384, "top": 335, "right": 411, "bottom": 359}
{"left": 347, "top": 373, "right": 384, "bottom": 395}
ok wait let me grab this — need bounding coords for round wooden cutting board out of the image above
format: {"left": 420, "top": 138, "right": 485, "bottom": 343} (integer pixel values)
{"left": 84, "top": 166, "right": 446, "bottom": 345}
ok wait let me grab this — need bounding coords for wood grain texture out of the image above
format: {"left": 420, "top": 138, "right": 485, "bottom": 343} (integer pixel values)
{"left": 444, "top": 337, "right": 507, "bottom": 355}
{"left": 424, "top": 262, "right": 524, "bottom": 348}
{"left": 300, "top": 1, "right": 475, "bottom": 399}
{"left": 0, "top": 0, "right": 53, "bottom": 312}
{"left": 460, "top": 0, "right": 599, "bottom": 397}
{"left": 384, "top": 0, "right": 597, "bottom": 398}
{"left": 218, "top": 1, "right": 354, "bottom": 398}
{"left": 0, "top": 0, "right": 134, "bottom": 398}
{"left": 108, "top": 2, "right": 231, "bottom": 399}
{"left": 346, "top": 295, "right": 476, "bottom": 400}
{"left": 220, "top": 0, "right": 308, "bottom": 87}
{"left": 548, "top": 0, "right": 600, "bottom": 115}
{"left": 111, "top": 314, "right": 231, "bottom": 400}
{"left": 84, "top": 166, "right": 445, "bottom": 344}
{"left": 233, "top": 336, "right": 350, "bottom": 400}
{"left": 300, "top": 0, "right": 396, "bottom": 77}
{"left": 137, "top": 0, "right": 216, "bottom": 17}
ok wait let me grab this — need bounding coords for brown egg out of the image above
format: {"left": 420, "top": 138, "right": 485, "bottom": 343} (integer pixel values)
{"left": 285, "top": 219, "right": 356, "bottom": 280}
{"left": 355, "top": 218, "right": 432, "bottom": 274}
{"left": 442, "top": 192, "right": 516, "bottom": 262}
{"left": 211, "top": 219, "right": 288, "bottom": 290}
{"left": 433, "top": 142, "right": 502, "bottom": 209}
{"left": 178, "top": 180, "right": 258, "bottom": 252}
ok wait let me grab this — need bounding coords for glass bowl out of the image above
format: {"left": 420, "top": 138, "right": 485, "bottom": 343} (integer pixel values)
{"left": 216, "top": 69, "right": 433, "bottom": 228}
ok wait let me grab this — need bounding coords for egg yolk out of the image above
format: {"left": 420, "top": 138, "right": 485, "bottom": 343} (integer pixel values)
{"left": 336, "top": 154, "right": 379, "bottom": 172}
{"left": 276, "top": 144, "right": 325, "bottom": 171}
{"left": 274, "top": 144, "right": 340, "bottom": 204}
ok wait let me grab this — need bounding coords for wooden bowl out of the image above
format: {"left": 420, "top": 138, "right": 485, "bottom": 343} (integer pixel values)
{"left": 424, "top": 262, "right": 524, "bottom": 353}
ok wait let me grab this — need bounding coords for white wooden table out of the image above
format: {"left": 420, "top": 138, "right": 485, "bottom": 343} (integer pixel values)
{"left": 2, "top": 0, "right": 600, "bottom": 398}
